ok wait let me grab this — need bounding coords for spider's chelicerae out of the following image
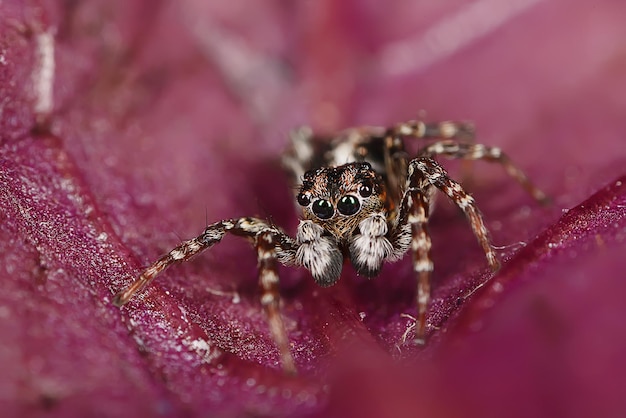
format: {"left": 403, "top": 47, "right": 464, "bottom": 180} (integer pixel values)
{"left": 113, "top": 119, "right": 547, "bottom": 374}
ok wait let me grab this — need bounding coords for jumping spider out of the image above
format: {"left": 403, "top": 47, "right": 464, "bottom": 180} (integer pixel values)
{"left": 113, "top": 120, "right": 547, "bottom": 374}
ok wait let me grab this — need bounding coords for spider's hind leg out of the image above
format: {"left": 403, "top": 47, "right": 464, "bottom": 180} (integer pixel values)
{"left": 419, "top": 140, "right": 549, "bottom": 204}
{"left": 388, "top": 120, "right": 475, "bottom": 141}
{"left": 380, "top": 119, "right": 476, "bottom": 206}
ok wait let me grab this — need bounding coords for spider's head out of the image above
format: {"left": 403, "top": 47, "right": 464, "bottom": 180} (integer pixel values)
{"left": 296, "top": 162, "right": 386, "bottom": 239}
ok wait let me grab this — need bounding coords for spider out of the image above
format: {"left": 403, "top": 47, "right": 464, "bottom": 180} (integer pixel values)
{"left": 113, "top": 119, "right": 548, "bottom": 374}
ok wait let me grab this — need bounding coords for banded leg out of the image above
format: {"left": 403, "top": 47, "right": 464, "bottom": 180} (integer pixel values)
{"left": 381, "top": 133, "right": 408, "bottom": 207}
{"left": 113, "top": 217, "right": 297, "bottom": 306}
{"left": 419, "top": 141, "right": 550, "bottom": 204}
{"left": 256, "top": 231, "right": 296, "bottom": 374}
{"left": 388, "top": 119, "right": 475, "bottom": 141}
{"left": 392, "top": 158, "right": 500, "bottom": 341}
{"left": 112, "top": 217, "right": 299, "bottom": 373}
{"left": 407, "top": 189, "right": 433, "bottom": 342}
{"left": 408, "top": 158, "right": 500, "bottom": 272}
{"left": 112, "top": 220, "right": 233, "bottom": 307}
{"left": 382, "top": 120, "right": 475, "bottom": 204}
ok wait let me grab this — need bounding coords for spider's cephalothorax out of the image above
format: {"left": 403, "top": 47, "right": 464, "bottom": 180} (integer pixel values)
{"left": 113, "top": 119, "right": 548, "bottom": 374}
{"left": 295, "top": 163, "right": 394, "bottom": 285}
{"left": 298, "top": 163, "right": 386, "bottom": 235}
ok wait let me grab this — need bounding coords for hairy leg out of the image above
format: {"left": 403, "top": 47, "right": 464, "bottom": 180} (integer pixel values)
{"left": 419, "top": 140, "right": 549, "bottom": 204}
{"left": 389, "top": 157, "right": 500, "bottom": 342}
{"left": 112, "top": 217, "right": 299, "bottom": 373}
{"left": 408, "top": 190, "right": 433, "bottom": 342}
{"left": 408, "top": 158, "right": 500, "bottom": 271}
{"left": 388, "top": 120, "right": 475, "bottom": 141}
{"left": 256, "top": 231, "right": 296, "bottom": 374}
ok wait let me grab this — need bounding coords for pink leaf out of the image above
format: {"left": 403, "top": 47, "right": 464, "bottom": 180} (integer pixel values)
{"left": 2, "top": 1, "right": 625, "bottom": 417}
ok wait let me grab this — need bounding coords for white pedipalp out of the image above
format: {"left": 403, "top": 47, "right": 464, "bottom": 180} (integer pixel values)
{"left": 349, "top": 213, "right": 394, "bottom": 276}
{"left": 295, "top": 220, "right": 343, "bottom": 287}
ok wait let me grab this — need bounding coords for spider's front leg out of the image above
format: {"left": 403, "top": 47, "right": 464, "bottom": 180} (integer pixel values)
{"left": 112, "top": 220, "right": 234, "bottom": 307}
{"left": 113, "top": 217, "right": 300, "bottom": 374}
{"left": 255, "top": 230, "right": 297, "bottom": 374}
{"left": 393, "top": 157, "right": 499, "bottom": 342}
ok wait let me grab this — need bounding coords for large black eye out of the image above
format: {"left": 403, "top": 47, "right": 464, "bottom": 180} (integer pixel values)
{"left": 358, "top": 182, "right": 373, "bottom": 198}
{"left": 312, "top": 199, "right": 334, "bottom": 219}
{"left": 337, "top": 195, "right": 360, "bottom": 216}
{"left": 297, "top": 193, "right": 310, "bottom": 206}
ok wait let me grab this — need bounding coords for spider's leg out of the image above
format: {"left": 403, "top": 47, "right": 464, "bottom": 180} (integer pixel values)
{"left": 419, "top": 140, "right": 550, "bottom": 204}
{"left": 113, "top": 217, "right": 297, "bottom": 306}
{"left": 386, "top": 168, "right": 435, "bottom": 342}
{"left": 381, "top": 129, "right": 408, "bottom": 206}
{"left": 112, "top": 219, "right": 233, "bottom": 307}
{"left": 256, "top": 231, "right": 296, "bottom": 374}
{"left": 113, "top": 217, "right": 299, "bottom": 373}
{"left": 222, "top": 219, "right": 300, "bottom": 374}
{"left": 388, "top": 120, "right": 475, "bottom": 141}
{"left": 409, "top": 158, "right": 500, "bottom": 272}
{"left": 391, "top": 157, "right": 500, "bottom": 341}
{"left": 381, "top": 120, "right": 475, "bottom": 205}
{"left": 406, "top": 189, "right": 434, "bottom": 343}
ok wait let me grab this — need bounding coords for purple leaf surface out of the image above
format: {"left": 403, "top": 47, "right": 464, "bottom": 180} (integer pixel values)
{"left": 2, "top": 1, "right": 626, "bottom": 417}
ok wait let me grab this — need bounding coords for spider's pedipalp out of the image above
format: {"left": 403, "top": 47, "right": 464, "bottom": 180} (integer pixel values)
{"left": 348, "top": 213, "right": 393, "bottom": 277}
{"left": 295, "top": 220, "right": 343, "bottom": 287}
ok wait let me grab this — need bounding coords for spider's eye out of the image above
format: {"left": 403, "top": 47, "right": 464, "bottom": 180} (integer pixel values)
{"left": 337, "top": 195, "right": 360, "bottom": 216}
{"left": 312, "top": 199, "right": 334, "bottom": 219}
{"left": 358, "top": 182, "right": 373, "bottom": 198}
{"left": 297, "top": 193, "right": 311, "bottom": 206}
